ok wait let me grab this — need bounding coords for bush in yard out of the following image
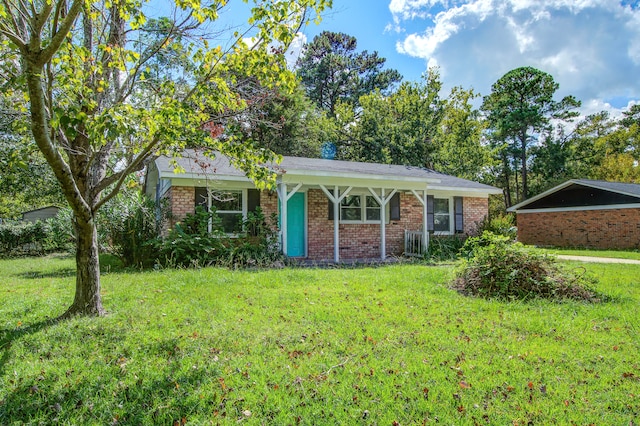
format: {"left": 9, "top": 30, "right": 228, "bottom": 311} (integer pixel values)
{"left": 425, "top": 235, "right": 466, "bottom": 261}
{"left": 475, "top": 213, "right": 517, "bottom": 239}
{"left": 0, "top": 214, "right": 74, "bottom": 257}
{"left": 100, "top": 194, "right": 169, "bottom": 268}
{"left": 43, "top": 208, "right": 75, "bottom": 253}
{"left": 155, "top": 206, "right": 283, "bottom": 269}
{"left": 453, "top": 231, "right": 603, "bottom": 302}
{"left": 227, "top": 208, "right": 283, "bottom": 268}
{"left": 155, "top": 206, "right": 230, "bottom": 268}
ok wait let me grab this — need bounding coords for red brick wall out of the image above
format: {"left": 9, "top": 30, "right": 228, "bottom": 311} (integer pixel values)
{"left": 164, "top": 185, "right": 491, "bottom": 259}
{"left": 463, "top": 197, "right": 489, "bottom": 235}
{"left": 163, "top": 186, "right": 195, "bottom": 231}
{"left": 307, "top": 190, "right": 430, "bottom": 260}
{"left": 259, "top": 190, "right": 279, "bottom": 231}
{"left": 259, "top": 191, "right": 278, "bottom": 217}
{"left": 516, "top": 208, "right": 640, "bottom": 249}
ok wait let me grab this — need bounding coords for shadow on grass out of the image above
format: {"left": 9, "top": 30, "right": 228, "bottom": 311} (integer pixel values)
{"left": 15, "top": 268, "right": 76, "bottom": 279}
{"left": 0, "top": 335, "right": 230, "bottom": 424}
{"left": 13, "top": 254, "right": 131, "bottom": 280}
{"left": 0, "top": 318, "right": 61, "bottom": 377}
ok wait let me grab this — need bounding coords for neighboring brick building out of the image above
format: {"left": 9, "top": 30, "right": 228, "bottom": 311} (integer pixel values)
{"left": 508, "top": 179, "right": 640, "bottom": 249}
{"left": 145, "top": 150, "right": 501, "bottom": 261}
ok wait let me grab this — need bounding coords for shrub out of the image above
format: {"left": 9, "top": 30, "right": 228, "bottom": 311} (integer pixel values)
{"left": 43, "top": 208, "right": 75, "bottom": 253}
{"left": 475, "top": 213, "right": 517, "bottom": 239}
{"left": 100, "top": 194, "right": 169, "bottom": 268}
{"left": 453, "top": 231, "right": 603, "bottom": 302}
{"left": 425, "top": 235, "right": 466, "bottom": 261}
{"left": 155, "top": 207, "right": 229, "bottom": 268}
{"left": 155, "top": 206, "right": 283, "bottom": 269}
{"left": 227, "top": 208, "right": 282, "bottom": 268}
{"left": 0, "top": 215, "right": 74, "bottom": 257}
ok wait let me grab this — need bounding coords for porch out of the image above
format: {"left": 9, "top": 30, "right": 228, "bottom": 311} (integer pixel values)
{"left": 276, "top": 183, "right": 432, "bottom": 262}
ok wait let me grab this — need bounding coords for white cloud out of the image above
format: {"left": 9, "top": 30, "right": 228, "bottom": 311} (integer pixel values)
{"left": 286, "top": 32, "right": 307, "bottom": 69}
{"left": 391, "top": 0, "right": 640, "bottom": 112}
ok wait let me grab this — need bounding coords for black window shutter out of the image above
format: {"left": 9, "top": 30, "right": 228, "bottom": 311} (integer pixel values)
{"left": 328, "top": 199, "right": 334, "bottom": 220}
{"left": 427, "top": 195, "right": 434, "bottom": 232}
{"left": 390, "top": 192, "right": 400, "bottom": 220}
{"left": 195, "top": 187, "right": 208, "bottom": 210}
{"left": 454, "top": 196, "right": 464, "bottom": 233}
{"left": 248, "top": 189, "right": 260, "bottom": 212}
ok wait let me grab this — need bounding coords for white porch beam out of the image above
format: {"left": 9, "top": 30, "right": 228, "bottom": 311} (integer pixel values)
{"left": 368, "top": 188, "right": 397, "bottom": 259}
{"left": 319, "top": 184, "right": 352, "bottom": 262}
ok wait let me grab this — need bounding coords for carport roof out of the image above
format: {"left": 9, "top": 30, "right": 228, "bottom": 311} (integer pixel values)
{"left": 508, "top": 179, "right": 640, "bottom": 212}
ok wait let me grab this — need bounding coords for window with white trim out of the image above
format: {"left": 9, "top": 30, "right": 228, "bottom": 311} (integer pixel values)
{"left": 340, "top": 195, "right": 361, "bottom": 221}
{"left": 209, "top": 190, "right": 244, "bottom": 233}
{"left": 365, "top": 196, "right": 381, "bottom": 220}
{"left": 433, "top": 198, "right": 451, "bottom": 233}
{"left": 339, "top": 194, "right": 383, "bottom": 222}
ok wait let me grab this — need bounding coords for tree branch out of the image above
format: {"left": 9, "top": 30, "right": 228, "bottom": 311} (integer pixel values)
{"left": 37, "top": 0, "right": 83, "bottom": 66}
{"left": 24, "top": 61, "right": 91, "bottom": 219}
{"left": 93, "top": 137, "right": 161, "bottom": 212}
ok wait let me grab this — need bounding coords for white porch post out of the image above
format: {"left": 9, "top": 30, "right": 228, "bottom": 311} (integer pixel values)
{"left": 368, "top": 188, "right": 397, "bottom": 260}
{"left": 319, "top": 184, "right": 353, "bottom": 262}
{"left": 277, "top": 182, "right": 303, "bottom": 256}
{"left": 411, "top": 189, "right": 430, "bottom": 254}
{"left": 333, "top": 186, "right": 340, "bottom": 262}
{"left": 422, "top": 189, "right": 428, "bottom": 251}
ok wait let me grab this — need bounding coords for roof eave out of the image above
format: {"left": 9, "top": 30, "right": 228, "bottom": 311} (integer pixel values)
{"left": 507, "top": 180, "right": 578, "bottom": 212}
{"left": 282, "top": 168, "right": 441, "bottom": 184}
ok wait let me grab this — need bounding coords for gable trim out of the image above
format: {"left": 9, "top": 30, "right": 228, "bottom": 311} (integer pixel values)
{"left": 508, "top": 179, "right": 640, "bottom": 212}
{"left": 514, "top": 203, "right": 640, "bottom": 214}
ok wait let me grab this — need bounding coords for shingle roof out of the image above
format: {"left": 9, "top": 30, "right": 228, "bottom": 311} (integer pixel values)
{"left": 507, "top": 179, "right": 640, "bottom": 212}
{"left": 571, "top": 179, "right": 640, "bottom": 198}
{"left": 154, "top": 150, "right": 501, "bottom": 193}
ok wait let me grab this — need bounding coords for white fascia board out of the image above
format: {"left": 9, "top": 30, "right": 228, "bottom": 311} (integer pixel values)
{"left": 168, "top": 176, "right": 256, "bottom": 189}
{"left": 280, "top": 171, "right": 440, "bottom": 189}
{"left": 427, "top": 185, "right": 503, "bottom": 196}
{"left": 513, "top": 203, "right": 640, "bottom": 214}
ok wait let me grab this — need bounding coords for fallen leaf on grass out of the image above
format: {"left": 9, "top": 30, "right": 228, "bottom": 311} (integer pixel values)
{"left": 459, "top": 381, "right": 471, "bottom": 389}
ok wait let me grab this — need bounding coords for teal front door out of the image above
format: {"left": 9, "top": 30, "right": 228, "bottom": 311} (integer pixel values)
{"left": 286, "top": 192, "right": 305, "bottom": 257}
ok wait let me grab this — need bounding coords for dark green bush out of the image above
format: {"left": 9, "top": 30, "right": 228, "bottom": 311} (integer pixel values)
{"left": 155, "top": 206, "right": 283, "bottom": 269}
{"left": 0, "top": 214, "right": 74, "bottom": 257}
{"left": 227, "top": 208, "right": 282, "bottom": 268}
{"left": 453, "top": 231, "right": 602, "bottom": 302}
{"left": 44, "top": 208, "right": 75, "bottom": 252}
{"left": 425, "top": 235, "right": 466, "bottom": 261}
{"left": 155, "top": 206, "right": 229, "bottom": 268}
{"left": 101, "top": 194, "right": 169, "bottom": 268}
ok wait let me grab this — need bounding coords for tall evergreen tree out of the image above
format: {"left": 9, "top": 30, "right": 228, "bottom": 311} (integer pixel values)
{"left": 296, "top": 31, "right": 402, "bottom": 116}
{"left": 482, "top": 67, "right": 580, "bottom": 205}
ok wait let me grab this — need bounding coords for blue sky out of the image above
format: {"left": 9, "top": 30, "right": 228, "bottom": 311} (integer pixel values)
{"left": 293, "top": 0, "right": 640, "bottom": 117}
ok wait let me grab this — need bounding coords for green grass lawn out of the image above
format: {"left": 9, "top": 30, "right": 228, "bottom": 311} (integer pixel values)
{"left": 1, "top": 255, "right": 639, "bottom": 425}
{"left": 539, "top": 247, "right": 640, "bottom": 261}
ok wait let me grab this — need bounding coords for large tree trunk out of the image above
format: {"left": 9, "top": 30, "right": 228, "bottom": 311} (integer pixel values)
{"left": 62, "top": 215, "right": 105, "bottom": 318}
{"left": 520, "top": 131, "right": 528, "bottom": 201}
{"left": 501, "top": 151, "right": 512, "bottom": 208}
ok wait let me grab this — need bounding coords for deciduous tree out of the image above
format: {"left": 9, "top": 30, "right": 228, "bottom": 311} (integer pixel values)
{"left": 0, "top": 0, "right": 329, "bottom": 317}
{"left": 342, "top": 70, "right": 442, "bottom": 166}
